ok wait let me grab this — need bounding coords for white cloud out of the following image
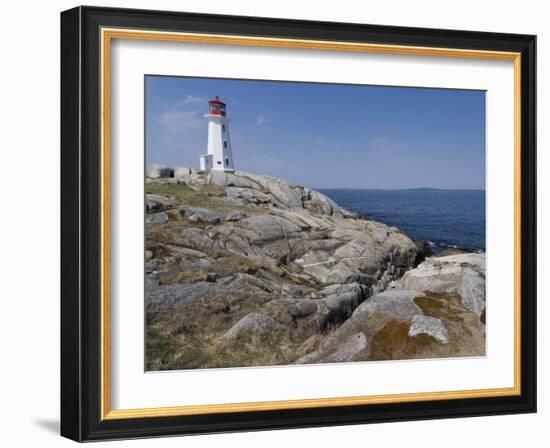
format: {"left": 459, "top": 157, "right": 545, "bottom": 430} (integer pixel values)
{"left": 156, "top": 93, "right": 206, "bottom": 133}
{"left": 157, "top": 109, "right": 203, "bottom": 133}
{"left": 232, "top": 114, "right": 268, "bottom": 134}
{"left": 181, "top": 94, "right": 203, "bottom": 106}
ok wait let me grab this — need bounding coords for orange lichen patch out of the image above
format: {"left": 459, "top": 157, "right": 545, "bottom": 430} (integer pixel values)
{"left": 365, "top": 292, "right": 486, "bottom": 362}
{"left": 414, "top": 293, "right": 464, "bottom": 323}
{"left": 367, "top": 320, "right": 436, "bottom": 361}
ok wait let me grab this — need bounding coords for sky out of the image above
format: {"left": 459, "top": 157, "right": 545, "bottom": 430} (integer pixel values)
{"left": 145, "top": 76, "right": 485, "bottom": 190}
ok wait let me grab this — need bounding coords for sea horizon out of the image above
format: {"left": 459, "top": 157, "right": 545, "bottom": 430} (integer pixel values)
{"left": 318, "top": 188, "right": 486, "bottom": 253}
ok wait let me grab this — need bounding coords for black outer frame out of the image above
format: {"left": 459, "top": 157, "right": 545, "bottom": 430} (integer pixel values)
{"left": 60, "top": 6, "right": 537, "bottom": 442}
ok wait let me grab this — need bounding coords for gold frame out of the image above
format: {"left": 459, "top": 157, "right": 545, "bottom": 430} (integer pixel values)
{"left": 100, "top": 28, "right": 522, "bottom": 421}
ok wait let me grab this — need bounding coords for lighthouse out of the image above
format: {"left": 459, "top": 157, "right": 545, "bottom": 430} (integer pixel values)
{"left": 199, "top": 96, "right": 235, "bottom": 172}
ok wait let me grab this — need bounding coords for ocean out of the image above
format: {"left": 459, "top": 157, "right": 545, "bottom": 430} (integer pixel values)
{"left": 319, "top": 189, "right": 485, "bottom": 253}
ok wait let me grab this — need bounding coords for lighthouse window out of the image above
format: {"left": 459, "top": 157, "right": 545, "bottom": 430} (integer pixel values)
{"left": 222, "top": 124, "right": 226, "bottom": 132}
{"left": 223, "top": 141, "right": 228, "bottom": 148}
{"left": 225, "top": 158, "right": 229, "bottom": 165}
{"left": 217, "top": 161, "right": 221, "bottom": 165}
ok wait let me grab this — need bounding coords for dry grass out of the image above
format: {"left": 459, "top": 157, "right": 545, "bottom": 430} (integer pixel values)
{"left": 160, "top": 255, "right": 273, "bottom": 285}
{"left": 146, "top": 291, "right": 486, "bottom": 370}
{"left": 145, "top": 291, "right": 314, "bottom": 371}
{"left": 146, "top": 182, "right": 254, "bottom": 214}
{"left": 147, "top": 182, "right": 223, "bottom": 202}
{"left": 156, "top": 239, "right": 281, "bottom": 286}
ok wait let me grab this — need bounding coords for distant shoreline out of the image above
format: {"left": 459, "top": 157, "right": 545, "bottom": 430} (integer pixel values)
{"left": 312, "top": 187, "right": 486, "bottom": 192}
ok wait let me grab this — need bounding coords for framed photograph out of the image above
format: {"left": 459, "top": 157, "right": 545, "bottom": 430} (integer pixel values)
{"left": 60, "top": 6, "right": 536, "bottom": 442}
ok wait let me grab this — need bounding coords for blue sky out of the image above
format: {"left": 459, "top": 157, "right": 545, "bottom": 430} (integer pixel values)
{"left": 146, "top": 76, "right": 485, "bottom": 189}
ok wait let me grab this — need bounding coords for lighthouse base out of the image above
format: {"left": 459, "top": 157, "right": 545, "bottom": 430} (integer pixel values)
{"left": 199, "top": 154, "right": 235, "bottom": 172}
{"left": 199, "top": 154, "right": 213, "bottom": 171}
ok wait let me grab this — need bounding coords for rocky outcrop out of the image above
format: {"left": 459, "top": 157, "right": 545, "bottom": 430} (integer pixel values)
{"left": 146, "top": 211, "right": 169, "bottom": 224}
{"left": 295, "top": 290, "right": 425, "bottom": 363}
{"left": 223, "top": 313, "right": 282, "bottom": 340}
{"left": 144, "top": 167, "right": 484, "bottom": 370}
{"left": 146, "top": 193, "right": 175, "bottom": 213}
{"left": 146, "top": 168, "right": 423, "bottom": 306}
{"left": 181, "top": 206, "right": 223, "bottom": 224}
{"left": 398, "top": 253, "right": 486, "bottom": 320}
{"left": 319, "top": 333, "right": 368, "bottom": 363}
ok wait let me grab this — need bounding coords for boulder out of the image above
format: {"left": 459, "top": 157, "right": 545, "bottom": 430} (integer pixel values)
{"left": 146, "top": 212, "right": 169, "bottom": 224}
{"left": 305, "top": 188, "right": 349, "bottom": 217}
{"left": 399, "top": 254, "right": 485, "bottom": 318}
{"left": 145, "top": 193, "right": 175, "bottom": 213}
{"left": 182, "top": 206, "right": 223, "bottom": 224}
{"left": 225, "top": 211, "right": 244, "bottom": 221}
{"left": 408, "top": 315, "right": 449, "bottom": 344}
{"left": 223, "top": 313, "right": 281, "bottom": 340}
{"left": 353, "top": 290, "right": 424, "bottom": 325}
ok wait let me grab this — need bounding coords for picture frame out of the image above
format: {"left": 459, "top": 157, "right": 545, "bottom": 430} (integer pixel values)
{"left": 60, "top": 5, "right": 536, "bottom": 442}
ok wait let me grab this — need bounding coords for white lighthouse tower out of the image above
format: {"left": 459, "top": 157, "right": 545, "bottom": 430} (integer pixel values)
{"left": 199, "top": 96, "right": 235, "bottom": 172}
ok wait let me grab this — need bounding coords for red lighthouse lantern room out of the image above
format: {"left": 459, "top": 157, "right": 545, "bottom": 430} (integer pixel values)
{"left": 208, "top": 96, "right": 226, "bottom": 116}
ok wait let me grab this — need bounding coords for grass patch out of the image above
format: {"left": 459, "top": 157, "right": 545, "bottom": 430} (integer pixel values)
{"left": 160, "top": 255, "right": 273, "bottom": 285}
{"left": 146, "top": 182, "right": 238, "bottom": 213}
{"left": 147, "top": 182, "right": 223, "bottom": 201}
{"left": 146, "top": 181, "right": 269, "bottom": 217}
{"left": 145, "top": 291, "right": 308, "bottom": 371}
